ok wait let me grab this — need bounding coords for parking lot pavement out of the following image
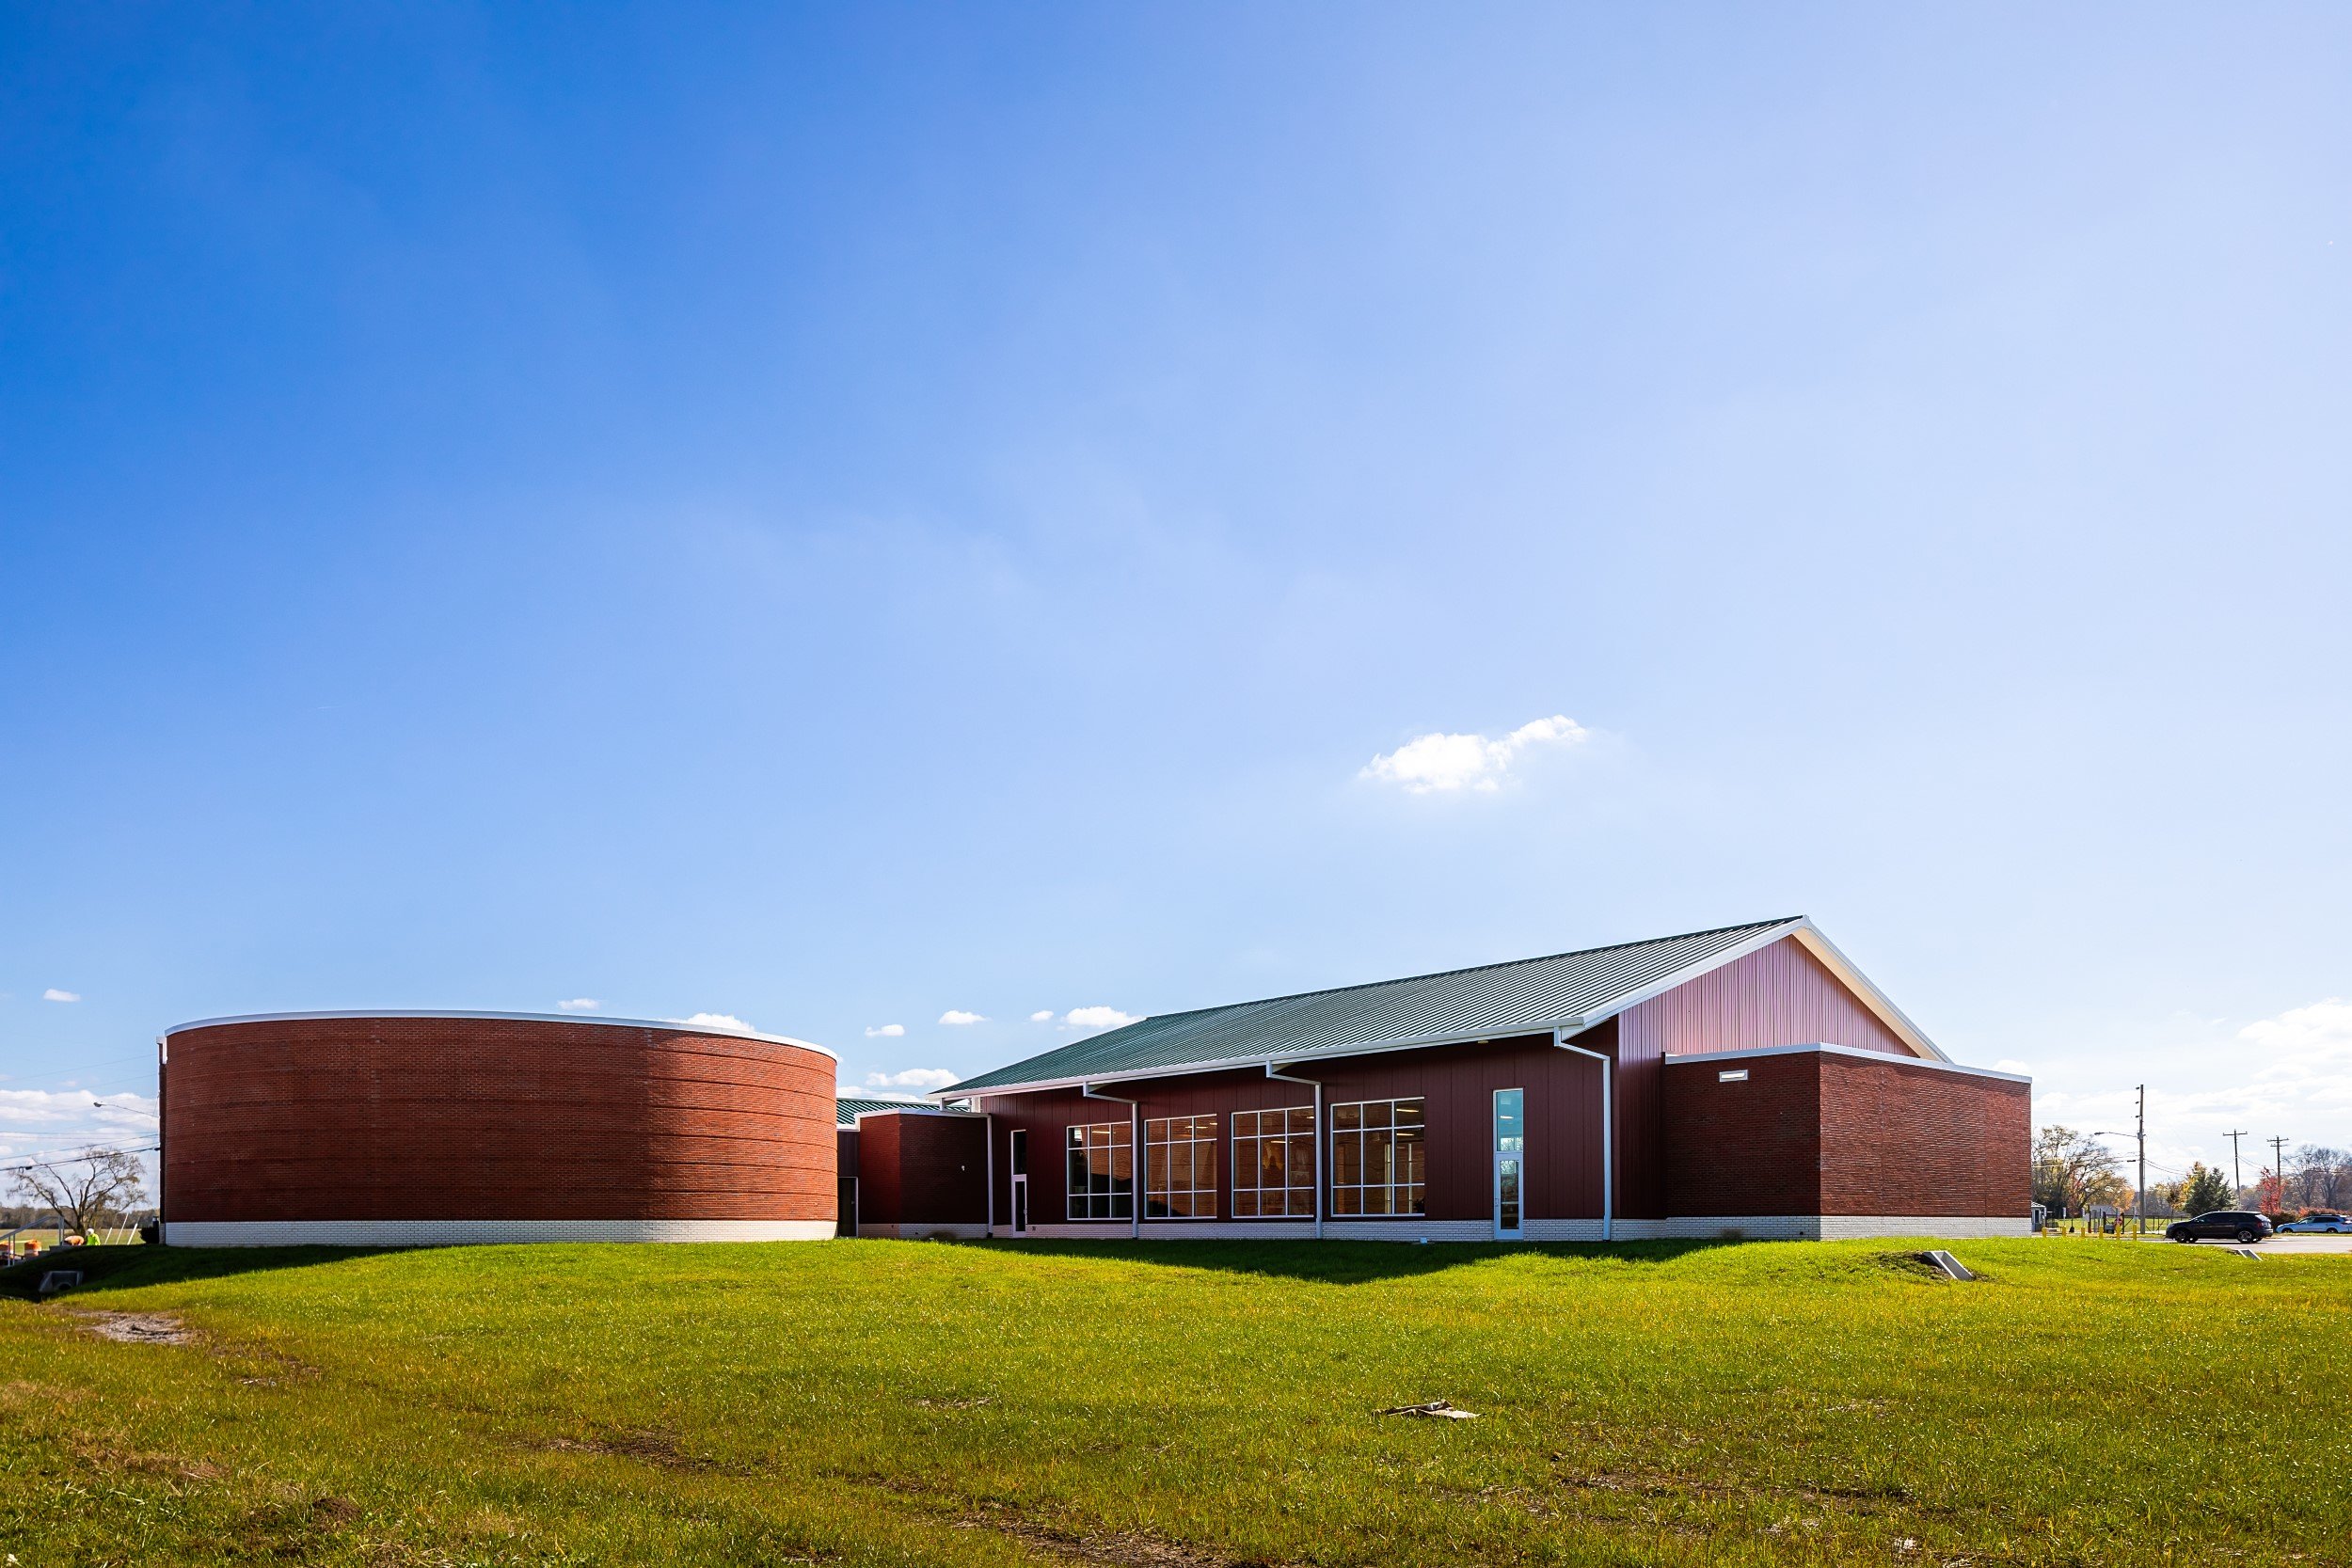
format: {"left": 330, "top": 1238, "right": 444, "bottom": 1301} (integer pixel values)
{"left": 2162, "top": 1233, "right": 2352, "bottom": 1255}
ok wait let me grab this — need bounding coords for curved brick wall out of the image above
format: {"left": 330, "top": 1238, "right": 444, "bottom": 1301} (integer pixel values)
{"left": 160, "top": 1014, "right": 836, "bottom": 1244}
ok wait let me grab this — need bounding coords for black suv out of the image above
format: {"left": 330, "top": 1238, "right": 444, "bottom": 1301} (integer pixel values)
{"left": 2166, "top": 1211, "right": 2273, "bottom": 1244}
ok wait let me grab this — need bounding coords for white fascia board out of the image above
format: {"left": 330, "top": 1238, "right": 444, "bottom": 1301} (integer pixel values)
{"left": 1782, "top": 923, "right": 1947, "bottom": 1062}
{"left": 930, "top": 1020, "right": 1600, "bottom": 1102}
{"left": 1663, "top": 1041, "right": 2026, "bottom": 1084}
{"left": 162, "top": 1009, "right": 838, "bottom": 1061}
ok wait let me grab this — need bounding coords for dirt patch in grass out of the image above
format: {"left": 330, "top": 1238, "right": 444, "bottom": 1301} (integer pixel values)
{"left": 952, "top": 1498, "right": 1268, "bottom": 1568}
{"left": 540, "top": 1429, "right": 734, "bottom": 1473}
{"left": 76, "top": 1310, "right": 195, "bottom": 1345}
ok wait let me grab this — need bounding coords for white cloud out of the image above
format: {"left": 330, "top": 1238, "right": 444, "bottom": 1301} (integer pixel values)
{"left": 865, "top": 1023, "right": 906, "bottom": 1038}
{"left": 2037, "top": 999, "right": 2352, "bottom": 1169}
{"left": 1029, "top": 1009, "right": 1056, "bottom": 1022}
{"left": 1062, "top": 1006, "right": 1142, "bottom": 1033}
{"left": 41, "top": 989, "right": 80, "bottom": 1004}
{"left": 556, "top": 998, "right": 601, "bottom": 1013}
{"left": 1995, "top": 1059, "right": 2034, "bottom": 1076}
{"left": 1360, "top": 714, "right": 1590, "bottom": 794}
{"left": 677, "top": 1012, "right": 754, "bottom": 1033}
{"left": 0, "top": 1089, "right": 159, "bottom": 1173}
{"left": 867, "top": 1068, "right": 959, "bottom": 1089}
{"left": 938, "top": 1010, "right": 986, "bottom": 1026}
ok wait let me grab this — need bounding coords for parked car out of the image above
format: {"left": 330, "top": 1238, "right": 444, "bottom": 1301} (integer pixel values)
{"left": 2165, "top": 1211, "right": 2274, "bottom": 1243}
{"left": 2279, "top": 1212, "right": 2351, "bottom": 1235}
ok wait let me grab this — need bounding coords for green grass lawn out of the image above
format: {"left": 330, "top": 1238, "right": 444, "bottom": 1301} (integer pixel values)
{"left": 0, "top": 1238, "right": 2341, "bottom": 1566}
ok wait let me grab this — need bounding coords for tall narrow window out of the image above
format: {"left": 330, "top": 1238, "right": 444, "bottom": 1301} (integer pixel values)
{"left": 1232, "top": 1106, "right": 1317, "bottom": 1217}
{"left": 1329, "top": 1098, "right": 1426, "bottom": 1216}
{"left": 1494, "top": 1087, "right": 1524, "bottom": 1238}
{"left": 1145, "top": 1116, "right": 1218, "bottom": 1217}
{"left": 1065, "top": 1121, "right": 1133, "bottom": 1221}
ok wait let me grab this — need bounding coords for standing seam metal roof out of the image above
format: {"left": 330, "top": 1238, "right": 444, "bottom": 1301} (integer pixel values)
{"left": 942, "top": 918, "right": 1804, "bottom": 1096}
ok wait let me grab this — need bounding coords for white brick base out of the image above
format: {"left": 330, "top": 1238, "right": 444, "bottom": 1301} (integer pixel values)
{"left": 1613, "top": 1214, "right": 2033, "bottom": 1242}
{"left": 163, "top": 1219, "right": 837, "bottom": 1247}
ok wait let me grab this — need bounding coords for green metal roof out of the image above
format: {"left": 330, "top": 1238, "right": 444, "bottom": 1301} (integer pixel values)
{"left": 941, "top": 918, "right": 1808, "bottom": 1098}
{"left": 836, "top": 1096, "right": 929, "bottom": 1126}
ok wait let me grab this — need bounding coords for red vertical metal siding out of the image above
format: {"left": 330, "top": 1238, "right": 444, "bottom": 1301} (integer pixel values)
{"left": 1619, "top": 937, "right": 1914, "bottom": 1061}
{"left": 977, "top": 1040, "right": 1610, "bottom": 1225}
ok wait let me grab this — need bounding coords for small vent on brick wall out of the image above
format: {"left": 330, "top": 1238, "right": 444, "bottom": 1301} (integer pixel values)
{"left": 1718, "top": 1069, "right": 1749, "bottom": 1083}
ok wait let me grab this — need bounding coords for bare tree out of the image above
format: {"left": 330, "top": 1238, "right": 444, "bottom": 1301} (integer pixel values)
{"left": 9, "top": 1149, "right": 148, "bottom": 1239}
{"left": 2034, "top": 1125, "right": 2123, "bottom": 1218}
{"left": 2294, "top": 1146, "right": 2348, "bottom": 1212}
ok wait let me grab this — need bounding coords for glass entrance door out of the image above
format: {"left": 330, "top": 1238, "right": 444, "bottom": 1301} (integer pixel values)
{"left": 1009, "top": 1129, "right": 1030, "bottom": 1235}
{"left": 1494, "top": 1088, "right": 1524, "bottom": 1240}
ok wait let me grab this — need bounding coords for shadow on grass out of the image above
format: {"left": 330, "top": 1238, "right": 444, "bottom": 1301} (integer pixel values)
{"left": 0, "top": 1243, "right": 397, "bottom": 1303}
{"left": 965, "top": 1237, "right": 1740, "bottom": 1283}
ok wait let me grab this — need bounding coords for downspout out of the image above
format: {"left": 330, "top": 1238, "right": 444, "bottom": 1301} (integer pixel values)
{"left": 1264, "top": 1062, "right": 1325, "bottom": 1240}
{"left": 983, "top": 1111, "right": 995, "bottom": 1239}
{"left": 1552, "top": 1026, "right": 1613, "bottom": 1242}
{"left": 155, "top": 1034, "right": 168, "bottom": 1247}
{"left": 1079, "top": 1084, "right": 1141, "bottom": 1239}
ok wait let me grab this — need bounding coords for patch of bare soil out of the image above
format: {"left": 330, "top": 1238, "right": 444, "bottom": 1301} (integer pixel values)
{"left": 952, "top": 1499, "right": 1270, "bottom": 1568}
{"left": 538, "top": 1430, "right": 729, "bottom": 1473}
{"left": 77, "top": 1310, "right": 194, "bottom": 1345}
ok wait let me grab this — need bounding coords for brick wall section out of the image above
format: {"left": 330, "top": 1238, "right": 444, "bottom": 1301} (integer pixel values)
{"left": 855, "top": 1113, "right": 989, "bottom": 1227}
{"left": 1817, "top": 1052, "right": 2029, "bottom": 1217}
{"left": 1663, "top": 1051, "right": 1823, "bottom": 1215}
{"left": 1665, "top": 1051, "right": 2028, "bottom": 1217}
{"left": 163, "top": 1017, "right": 835, "bottom": 1224}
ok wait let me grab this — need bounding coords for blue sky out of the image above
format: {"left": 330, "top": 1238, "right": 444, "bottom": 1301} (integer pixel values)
{"left": 5, "top": 6, "right": 2349, "bottom": 1187}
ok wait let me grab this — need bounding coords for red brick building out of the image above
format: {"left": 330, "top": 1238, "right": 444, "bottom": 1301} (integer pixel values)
{"left": 932, "top": 919, "right": 2029, "bottom": 1242}
{"left": 159, "top": 1012, "right": 838, "bottom": 1245}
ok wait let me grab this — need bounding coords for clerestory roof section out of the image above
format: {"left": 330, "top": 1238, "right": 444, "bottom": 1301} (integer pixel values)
{"left": 940, "top": 917, "right": 1824, "bottom": 1099}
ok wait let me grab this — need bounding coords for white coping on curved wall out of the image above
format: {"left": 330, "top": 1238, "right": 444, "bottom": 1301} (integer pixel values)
{"left": 157, "top": 1010, "right": 836, "bottom": 1061}
{"left": 163, "top": 1219, "right": 838, "bottom": 1247}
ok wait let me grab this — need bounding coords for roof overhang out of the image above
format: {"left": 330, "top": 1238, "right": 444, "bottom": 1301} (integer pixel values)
{"left": 931, "top": 915, "right": 1947, "bottom": 1101}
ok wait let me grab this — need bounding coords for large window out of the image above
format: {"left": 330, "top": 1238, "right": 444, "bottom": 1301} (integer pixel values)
{"left": 1066, "top": 1121, "right": 1133, "bottom": 1221}
{"left": 1330, "top": 1098, "right": 1427, "bottom": 1216}
{"left": 1232, "top": 1106, "right": 1317, "bottom": 1217}
{"left": 1145, "top": 1116, "right": 1218, "bottom": 1218}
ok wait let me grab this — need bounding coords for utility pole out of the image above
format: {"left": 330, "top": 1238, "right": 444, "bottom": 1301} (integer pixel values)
{"left": 2269, "top": 1136, "right": 2290, "bottom": 1211}
{"left": 2136, "top": 1085, "right": 2147, "bottom": 1237}
{"left": 2225, "top": 1130, "right": 2248, "bottom": 1201}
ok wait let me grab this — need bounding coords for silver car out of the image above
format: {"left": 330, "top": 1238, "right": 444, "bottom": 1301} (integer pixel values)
{"left": 2279, "top": 1212, "right": 2351, "bottom": 1234}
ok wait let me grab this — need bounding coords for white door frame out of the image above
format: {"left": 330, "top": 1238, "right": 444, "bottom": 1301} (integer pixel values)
{"left": 1009, "top": 1128, "right": 1030, "bottom": 1236}
{"left": 1493, "top": 1086, "right": 1525, "bottom": 1241}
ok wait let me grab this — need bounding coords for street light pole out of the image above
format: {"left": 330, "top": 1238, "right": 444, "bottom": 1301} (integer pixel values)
{"left": 2137, "top": 1085, "right": 2147, "bottom": 1238}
